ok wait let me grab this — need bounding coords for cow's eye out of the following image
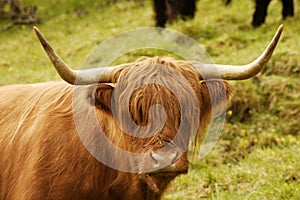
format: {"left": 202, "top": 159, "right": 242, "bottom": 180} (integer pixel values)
{"left": 159, "top": 134, "right": 172, "bottom": 143}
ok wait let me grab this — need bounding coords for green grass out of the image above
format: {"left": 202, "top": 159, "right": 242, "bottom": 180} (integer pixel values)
{"left": 1, "top": 0, "right": 300, "bottom": 199}
{"left": 165, "top": 146, "right": 300, "bottom": 200}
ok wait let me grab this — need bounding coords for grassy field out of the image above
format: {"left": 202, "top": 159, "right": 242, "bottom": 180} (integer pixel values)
{"left": 1, "top": 0, "right": 300, "bottom": 199}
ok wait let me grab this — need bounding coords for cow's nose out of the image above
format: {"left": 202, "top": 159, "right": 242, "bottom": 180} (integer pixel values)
{"left": 150, "top": 151, "right": 178, "bottom": 171}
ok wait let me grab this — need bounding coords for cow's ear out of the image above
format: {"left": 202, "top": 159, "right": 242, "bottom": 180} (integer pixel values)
{"left": 88, "top": 84, "right": 114, "bottom": 113}
{"left": 200, "top": 80, "right": 233, "bottom": 104}
{"left": 200, "top": 80, "right": 233, "bottom": 116}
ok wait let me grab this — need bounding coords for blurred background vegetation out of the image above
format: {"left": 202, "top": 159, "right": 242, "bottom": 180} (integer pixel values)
{"left": 0, "top": 0, "right": 299, "bottom": 199}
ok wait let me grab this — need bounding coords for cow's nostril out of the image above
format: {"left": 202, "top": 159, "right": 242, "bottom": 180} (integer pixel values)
{"left": 169, "top": 151, "right": 178, "bottom": 163}
{"left": 150, "top": 151, "right": 178, "bottom": 171}
{"left": 150, "top": 152, "right": 159, "bottom": 165}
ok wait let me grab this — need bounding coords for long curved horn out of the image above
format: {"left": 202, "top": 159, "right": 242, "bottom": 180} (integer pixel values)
{"left": 196, "top": 24, "right": 283, "bottom": 80}
{"left": 33, "top": 26, "right": 115, "bottom": 85}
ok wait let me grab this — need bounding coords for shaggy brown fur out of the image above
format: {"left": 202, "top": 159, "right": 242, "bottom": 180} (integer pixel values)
{"left": 0, "top": 57, "right": 232, "bottom": 200}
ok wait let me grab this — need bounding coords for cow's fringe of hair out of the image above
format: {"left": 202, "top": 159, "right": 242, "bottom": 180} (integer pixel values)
{"left": 111, "top": 56, "right": 233, "bottom": 154}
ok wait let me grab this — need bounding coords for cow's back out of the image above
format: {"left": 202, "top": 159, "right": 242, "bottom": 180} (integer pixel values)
{"left": 0, "top": 82, "right": 86, "bottom": 199}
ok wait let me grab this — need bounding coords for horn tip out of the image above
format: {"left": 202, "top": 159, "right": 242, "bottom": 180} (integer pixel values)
{"left": 33, "top": 26, "right": 41, "bottom": 38}
{"left": 33, "top": 25, "right": 38, "bottom": 32}
{"left": 271, "top": 24, "right": 284, "bottom": 47}
{"left": 33, "top": 26, "right": 42, "bottom": 40}
{"left": 33, "top": 26, "right": 53, "bottom": 53}
{"left": 277, "top": 24, "right": 284, "bottom": 35}
{"left": 279, "top": 24, "right": 284, "bottom": 30}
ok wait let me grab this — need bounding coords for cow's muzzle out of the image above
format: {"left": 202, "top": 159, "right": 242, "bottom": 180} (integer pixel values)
{"left": 149, "top": 149, "right": 188, "bottom": 174}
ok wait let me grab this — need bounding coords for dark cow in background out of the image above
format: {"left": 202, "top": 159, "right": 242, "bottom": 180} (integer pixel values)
{"left": 226, "top": 0, "right": 294, "bottom": 27}
{"left": 252, "top": 0, "right": 294, "bottom": 27}
{"left": 0, "top": 25, "right": 282, "bottom": 200}
{"left": 153, "top": 0, "right": 197, "bottom": 27}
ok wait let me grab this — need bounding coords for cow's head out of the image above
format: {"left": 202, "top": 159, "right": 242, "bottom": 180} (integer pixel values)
{"left": 33, "top": 25, "right": 282, "bottom": 194}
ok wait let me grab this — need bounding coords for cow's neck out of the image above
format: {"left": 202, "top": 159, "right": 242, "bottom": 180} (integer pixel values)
{"left": 140, "top": 173, "right": 177, "bottom": 200}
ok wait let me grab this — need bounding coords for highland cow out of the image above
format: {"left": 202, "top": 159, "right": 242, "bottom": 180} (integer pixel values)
{"left": 0, "top": 25, "right": 283, "bottom": 199}
{"left": 226, "top": 0, "right": 294, "bottom": 27}
{"left": 252, "top": 0, "right": 293, "bottom": 27}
